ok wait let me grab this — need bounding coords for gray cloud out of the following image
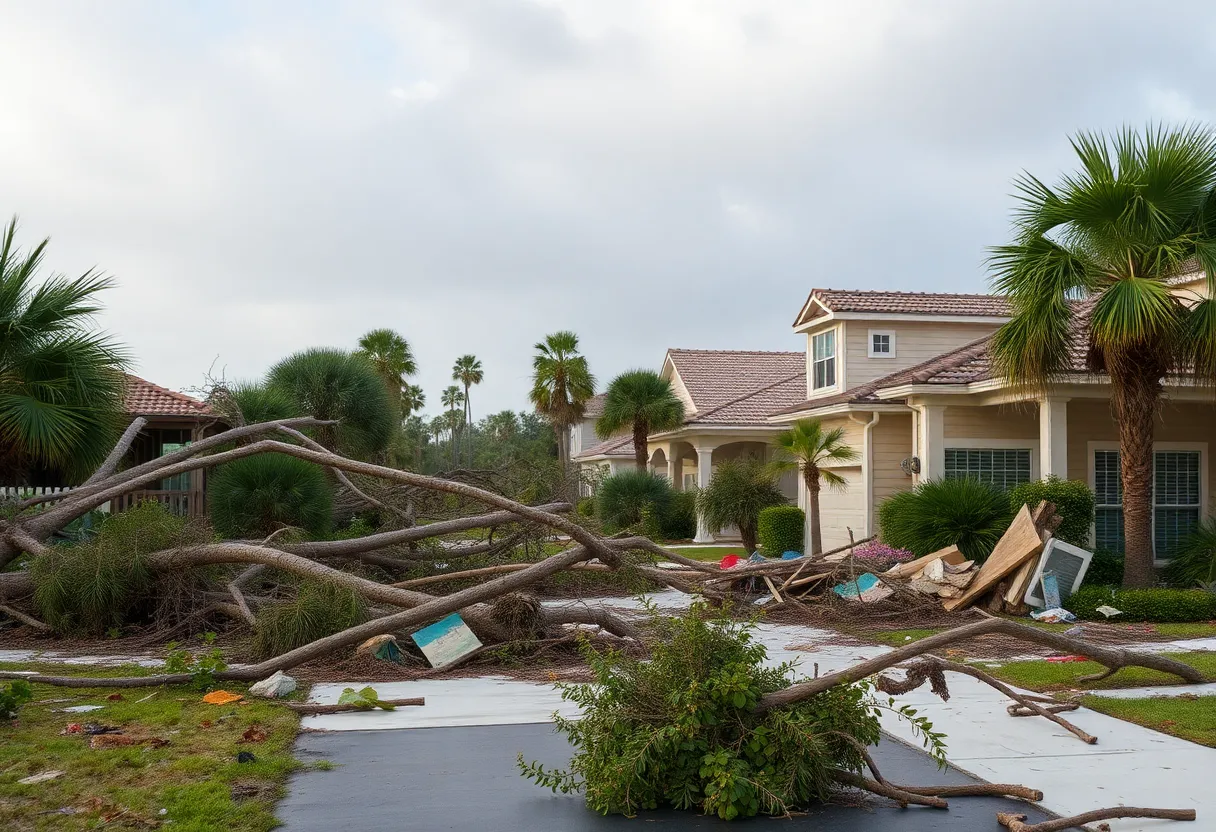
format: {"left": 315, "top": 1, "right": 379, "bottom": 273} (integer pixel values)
{"left": 3, "top": 0, "right": 1216, "bottom": 418}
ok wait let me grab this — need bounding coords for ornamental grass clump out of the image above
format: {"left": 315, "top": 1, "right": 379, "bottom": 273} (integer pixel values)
{"left": 519, "top": 602, "right": 923, "bottom": 820}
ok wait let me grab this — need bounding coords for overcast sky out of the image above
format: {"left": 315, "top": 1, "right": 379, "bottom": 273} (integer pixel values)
{"left": 3, "top": 1, "right": 1214, "bottom": 419}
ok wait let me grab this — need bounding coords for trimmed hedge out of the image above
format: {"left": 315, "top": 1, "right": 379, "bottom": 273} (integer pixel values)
{"left": 1068, "top": 586, "right": 1216, "bottom": 622}
{"left": 758, "top": 505, "right": 805, "bottom": 554}
{"left": 1007, "top": 476, "right": 1095, "bottom": 548}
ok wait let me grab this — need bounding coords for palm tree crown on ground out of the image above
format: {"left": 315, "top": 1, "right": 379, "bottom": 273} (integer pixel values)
{"left": 0, "top": 216, "right": 129, "bottom": 483}
{"left": 356, "top": 328, "right": 416, "bottom": 401}
{"left": 596, "top": 369, "right": 685, "bottom": 470}
{"left": 988, "top": 125, "right": 1216, "bottom": 588}
{"left": 771, "top": 418, "right": 858, "bottom": 555}
{"left": 452, "top": 354, "right": 483, "bottom": 467}
{"left": 530, "top": 331, "right": 595, "bottom": 469}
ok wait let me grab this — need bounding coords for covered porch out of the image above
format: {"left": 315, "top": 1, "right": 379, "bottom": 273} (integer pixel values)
{"left": 648, "top": 428, "right": 798, "bottom": 544}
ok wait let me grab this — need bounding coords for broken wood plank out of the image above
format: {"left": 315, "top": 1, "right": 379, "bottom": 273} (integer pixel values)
{"left": 884, "top": 545, "right": 965, "bottom": 579}
{"left": 762, "top": 576, "right": 784, "bottom": 604}
{"left": 944, "top": 506, "right": 1044, "bottom": 612}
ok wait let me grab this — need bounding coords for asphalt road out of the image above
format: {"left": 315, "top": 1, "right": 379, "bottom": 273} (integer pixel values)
{"left": 279, "top": 724, "right": 1057, "bottom": 831}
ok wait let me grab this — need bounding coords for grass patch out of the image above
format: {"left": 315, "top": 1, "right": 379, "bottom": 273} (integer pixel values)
{"left": 980, "top": 651, "right": 1216, "bottom": 692}
{"left": 0, "top": 662, "right": 305, "bottom": 831}
{"left": 662, "top": 546, "right": 752, "bottom": 562}
{"left": 1081, "top": 695, "right": 1216, "bottom": 748}
{"left": 863, "top": 628, "right": 944, "bottom": 647}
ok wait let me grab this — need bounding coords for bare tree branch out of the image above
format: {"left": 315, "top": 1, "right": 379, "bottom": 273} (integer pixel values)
{"left": 81, "top": 417, "right": 147, "bottom": 487}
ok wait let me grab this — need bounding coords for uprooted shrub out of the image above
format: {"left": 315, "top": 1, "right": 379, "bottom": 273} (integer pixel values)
{"left": 31, "top": 501, "right": 204, "bottom": 635}
{"left": 877, "top": 477, "right": 1014, "bottom": 561}
{"left": 519, "top": 602, "right": 942, "bottom": 820}
{"left": 252, "top": 579, "right": 367, "bottom": 659}
{"left": 209, "top": 452, "right": 334, "bottom": 539}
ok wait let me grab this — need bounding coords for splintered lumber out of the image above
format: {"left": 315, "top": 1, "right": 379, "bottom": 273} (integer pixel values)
{"left": 763, "top": 576, "right": 784, "bottom": 604}
{"left": 944, "top": 506, "right": 1043, "bottom": 611}
{"left": 1003, "top": 556, "right": 1040, "bottom": 609}
{"left": 884, "top": 545, "right": 965, "bottom": 579}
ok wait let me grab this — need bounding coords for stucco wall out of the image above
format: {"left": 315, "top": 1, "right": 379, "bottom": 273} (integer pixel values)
{"left": 844, "top": 322, "right": 1000, "bottom": 388}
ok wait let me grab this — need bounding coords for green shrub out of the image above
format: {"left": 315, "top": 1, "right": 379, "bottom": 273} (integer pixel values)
{"left": 660, "top": 490, "right": 697, "bottom": 541}
{"left": 209, "top": 453, "right": 333, "bottom": 538}
{"left": 518, "top": 602, "right": 941, "bottom": 819}
{"left": 1165, "top": 521, "right": 1216, "bottom": 588}
{"left": 253, "top": 580, "right": 367, "bottom": 658}
{"left": 696, "top": 460, "right": 787, "bottom": 553}
{"left": 596, "top": 470, "right": 672, "bottom": 533}
{"left": 758, "top": 505, "right": 805, "bottom": 554}
{"left": 877, "top": 477, "right": 1015, "bottom": 562}
{"left": 1084, "top": 548, "right": 1124, "bottom": 587}
{"left": 1007, "top": 476, "right": 1095, "bottom": 548}
{"left": 0, "top": 680, "right": 33, "bottom": 720}
{"left": 1068, "top": 586, "right": 1216, "bottom": 622}
{"left": 31, "top": 502, "right": 198, "bottom": 635}
{"left": 576, "top": 497, "right": 596, "bottom": 518}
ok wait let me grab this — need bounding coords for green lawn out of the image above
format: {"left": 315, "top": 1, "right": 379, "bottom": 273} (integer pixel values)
{"left": 1081, "top": 694, "right": 1216, "bottom": 748}
{"left": 0, "top": 662, "right": 307, "bottom": 831}
{"left": 980, "top": 651, "right": 1216, "bottom": 692}
{"left": 662, "top": 545, "right": 754, "bottom": 562}
{"left": 858, "top": 620, "right": 1216, "bottom": 649}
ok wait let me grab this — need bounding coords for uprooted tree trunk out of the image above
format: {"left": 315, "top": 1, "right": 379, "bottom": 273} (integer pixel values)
{"left": 0, "top": 418, "right": 1205, "bottom": 700}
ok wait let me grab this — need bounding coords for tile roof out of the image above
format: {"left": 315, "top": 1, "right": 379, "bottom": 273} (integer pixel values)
{"left": 581, "top": 393, "right": 607, "bottom": 419}
{"left": 124, "top": 375, "right": 213, "bottom": 417}
{"left": 795, "top": 288, "right": 1011, "bottom": 326}
{"left": 665, "top": 349, "right": 808, "bottom": 426}
{"left": 573, "top": 433, "right": 636, "bottom": 460}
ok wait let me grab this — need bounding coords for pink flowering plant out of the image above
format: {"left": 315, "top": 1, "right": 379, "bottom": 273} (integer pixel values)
{"left": 851, "top": 541, "right": 915, "bottom": 563}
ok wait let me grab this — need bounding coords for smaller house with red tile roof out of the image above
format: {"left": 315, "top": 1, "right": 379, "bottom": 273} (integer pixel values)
{"left": 5, "top": 375, "right": 222, "bottom": 517}
{"left": 579, "top": 274, "right": 1216, "bottom": 553}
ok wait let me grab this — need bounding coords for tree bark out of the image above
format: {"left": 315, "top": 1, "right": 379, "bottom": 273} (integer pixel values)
{"left": 632, "top": 420, "right": 649, "bottom": 471}
{"left": 82, "top": 417, "right": 147, "bottom": 487}
{"left": 806, "top": 469, "right": 823, "bottom": 556}
{"left": 1109, "top": 351, "right": 1163, "bottom": 588}
{"left": 996, "top": 807, "right": 1195, "bottom": 831}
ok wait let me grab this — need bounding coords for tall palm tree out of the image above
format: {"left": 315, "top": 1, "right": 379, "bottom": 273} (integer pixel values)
{"left": 440, "top": 385, "right": 464, "bottom": 467}
{"left": 596, "top": 370, "right": 685, "bottom": 470}
{"left": 530, "top": 331, "right": 595, "bottom": 471}
{"left": 988, "top": 125, "right": 1216, "bottom": 588}
{"left": 771, "top": 418, "right": 858, "bottom": 556}
{"left": 452, "top": 354, "right": 483, "bottom": 467}
{"left": 401, "top": 384, "right": 426, "bottom": 419}
{"left": 428, "top": 415, "right": 446, "bottom": 468}
{"left": 0, "top": 216, "right": 128, "bottom": 483}
{"left": 356, "top": 329, "right": 416, "bottom": 406}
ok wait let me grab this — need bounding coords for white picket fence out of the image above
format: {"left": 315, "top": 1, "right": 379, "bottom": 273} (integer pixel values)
{"left": 0, "top": 486, "right": 111, "bottom": 511}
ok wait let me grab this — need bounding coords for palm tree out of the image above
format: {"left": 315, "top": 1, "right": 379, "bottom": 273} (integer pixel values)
{"left": 0, "top": 216, "right": 128, "bottom": 483}
{"left": 266, "top": 348, "right": 394, "bottom": 459}
{"left": 530, "top": 331, "right": 596, "bottom": 471}
{"left": 771, "top": 418, "right": 858, "bottom": 556}
{"left": 428, "top": 415, "right": 446, "bottom": 468}
{"left": 988, "top": 126, "right": 1216, "bottom": 588}
{"left": 440, "top": 385, "right": 464, "bottom": 467}
{"left": 596, "top": 370, "right": 685, "bottom": 470}
{"left": 485, "top": 410, "right": 520, "bottom": 442}
{"left": 401, "top": 384, "right": 426, "bottom": 419}
{"left": 452, "top": 354, "right": 483, "bottom": 467}
{"left": 356, "top": 328, "right": 416, "bottom": 406}
{"left": 695, "top": 459, "right": 786, "bottom": 553}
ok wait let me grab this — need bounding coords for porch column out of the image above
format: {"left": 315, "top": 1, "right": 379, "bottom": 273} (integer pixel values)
{"left": 666, "top": 444, "right": 680, "bottom": 490}
{"left": 1039, "top": 397, "right": 1069, "bottom": 479}
{"left": 917, "top": 405, "right": 946, "bottom": 481}
{"left": 693, "top": 443, "right": 717, "bottom": 543}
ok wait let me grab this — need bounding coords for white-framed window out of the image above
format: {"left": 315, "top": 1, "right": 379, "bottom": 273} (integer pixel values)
{"left": 944, "top": 448, "right": 1033, "bottom": 490}
{"left": 1093, "top": 446, "right": 1204, "bottom": 557}
{"left": 868, "top": 329, "right": 896, "bottom": 358}
{"left": 811, "top": 329, "right": 837, "bottom": 390}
